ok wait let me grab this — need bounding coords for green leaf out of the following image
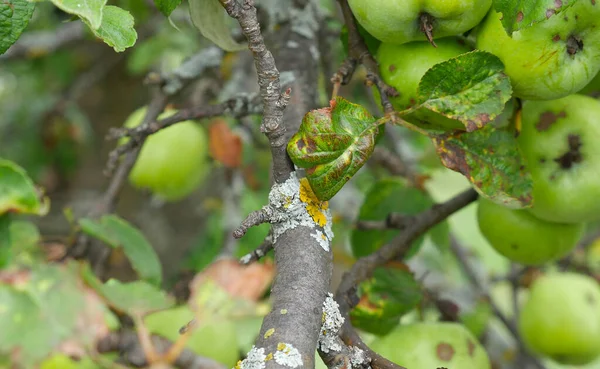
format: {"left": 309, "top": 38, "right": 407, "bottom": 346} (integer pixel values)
{"left": 0, "top": 159, "right": 49, "bottom": 216}
{"left": 188, "top": 0, "right": 246, "bottom": 52}
{"left": 84, "top": 5, "right": 137, "bottom": 52}
{"left": 0, "top": 264, "right": 86, "bottom": 366}
{"left": 287, "top": 97, "right": 379, "bottom": 201}
{"left": 493, "top": 0, "right": 576, "bottom": 34}
{"left": 97, "top": 279, "right": 174, "bottom": 315}
{"left": 79, "top": 215, "right": 162, "bottom": 286}
{"left": 431, "top": 125, "right": 533, "bottom": 208}
{"left": 0, "top": 215, "right": 10, "bottom": 267}
{"left": 414, "top": 51, "right": 512, "bottom": 132}
{"left": 0, "top": 0, "right": 35, "bottom": 54}
{"left": 40, "top": 0, "right": 107, "bottom": 30}
{"left": 154, "top": 0, "right": 181, "bottom": 16}
{"left": 350, "top": 265, "right": 423, "bottom": 335}
{"left": 3, "top": 220, "right": 42, "bottom": 266}
{"left": 351, "top": 178, "right": 434, "bottom": 259}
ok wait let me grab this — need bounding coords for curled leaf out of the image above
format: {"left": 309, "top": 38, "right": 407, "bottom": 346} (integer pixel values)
{"left": 287, "top": 97, "right": 379, "bottom": 201}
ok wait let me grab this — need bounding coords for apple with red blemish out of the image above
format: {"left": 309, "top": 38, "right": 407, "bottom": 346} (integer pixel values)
{"left": 517, "top": 94, "right": 600, "bottom": 223}
{"left": 369, "top": 322, "right": 491, "bottom": 369}
{"left": 519, "top": 272, "right": 600, "bottom": 365}
{"left": 347, "top": 0, "right": 492, "bottom": 46}
{"left": 475, "top": 1, "right": 600, "bottom": 100}
{"left": 375, "top": 37, "right": 471, "bottom": 129}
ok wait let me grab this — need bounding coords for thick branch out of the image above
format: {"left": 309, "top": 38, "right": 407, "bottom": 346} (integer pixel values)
{"left": 220, "top": 0, "right": 292, "bottom": 184}
{"left": 222, "top": 2, "right": 333, "bottom": 369}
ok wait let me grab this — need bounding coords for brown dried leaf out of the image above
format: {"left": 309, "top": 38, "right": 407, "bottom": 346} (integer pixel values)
{"left": 189, "top": 258, "right": 275, "bottom": 302}
{"left": 209, "top": 119, "right": 243, "bottom": 168}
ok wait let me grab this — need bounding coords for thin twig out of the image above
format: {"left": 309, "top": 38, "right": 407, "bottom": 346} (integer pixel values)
{"left": 240, "top": 234, "right": 274, "bottom": 265}
{"left": 97, "top": 330, "right": 226, "bottom": 369}
{"left": 106, "top": 94, "right": 262, "bottom": 167}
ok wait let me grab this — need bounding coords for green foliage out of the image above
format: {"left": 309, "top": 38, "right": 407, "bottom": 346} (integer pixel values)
{"left": 413, "top": 51, "right": 512, "bottom": 132}
{"left": 79, "top": 214, "right": 163, "bottom": 286}
{"left": 0, "top": 0, "right": 35, "bottom": 54}
{"left": 287, "top": 97, "right": 380, "bottom": 201}
{"left": 351, "top": 177, "right": 447, "bottom": 259}
{"left": 154, "top": 0, "right": 182, "bottom": 17}
{"left": 492, "top": 0, "right": 576, "bottom": 34}
{"left": 84, "top": 5, "right": 137, "bottom": 52}
{"left": 28, "top": 0, "right": 137, "bottom": 52}
{"left": 189, "top": 0, "right": 247, "bottom": 52}
{"left": 95, "top": 279, "right": 175, "bottom": 315}
{"left": 0, "top": 264, "right": 87, "bottom": 366}
{"left": 430, "top": 124, "right": 533, "bottom": 208}
{"left": 0, "top": 159, "right": 49, "bottom": 216}
{"left": 350, "top": 266, "right": 423, "bottom": 335}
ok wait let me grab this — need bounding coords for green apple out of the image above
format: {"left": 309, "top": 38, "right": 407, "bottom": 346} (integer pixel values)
{"left": 517, "top": 94, "right": 600, "bottom": 224}
{"left": 370, "top": 322, "right": 491, "bottom": 369}
{"left": 475, "top": 3, "right": 600, "bottom": 100}
{"left": 477, "top": 198, "right": 583, "bottom": 265}
{"left": 519, "top": 272, "right": 600, "bottom": 365}
{"left": 376, "top": 37, "right": 471, "bottom": 129}
{"left": 348, "top": 0, "right": 491, "bottom": 45}
{"left": 580, "top": 70, "right": 600, "bottom": 97}
{"left": 122, "top": 107, "right": 209, "bottom": 202}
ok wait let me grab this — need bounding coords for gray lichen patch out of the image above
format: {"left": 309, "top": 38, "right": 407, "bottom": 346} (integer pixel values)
{"left": 274, "top": 342, "right": 303, "bottom": 368}
{"left": 237, "top": 346, "right": 267, "bottom": 369}
{"left": 318, "top": 293, "right": 345, "bottom": 353}
{"left": 349, "top": 346, "right": 369, "bottom": 368}
{"left": 264, "top": 172, "right": 334, "bottom": 251}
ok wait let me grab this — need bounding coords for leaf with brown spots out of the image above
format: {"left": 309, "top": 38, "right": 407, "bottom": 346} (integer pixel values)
{"left": 209, "top": 118, "right": 243, "bottom": 168}
{"left": 287, "top": 97, "right": 379, "bottom": 201}
{"left": 493, "top": 0, "right": 577, "bottom": 34}
{"left": 431, "top": 124, "right": 533, "bottom": 208}
{"left": 413, "top": 51, "right": 512, "bottom": 133}
{"left": 350, "top": 266, "right": 423, "bottom": 335}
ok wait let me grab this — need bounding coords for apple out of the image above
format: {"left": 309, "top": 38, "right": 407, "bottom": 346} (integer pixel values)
{"left": 477, "top": 198, "right": 583, "bottom": 265}
{"left": 580, "top": 71, "right": 600, "bottom": 97}
{"left": 370, "top": 322, "right": 491, "bottom": 369}
{"left": 517, "top": 94, "right": 600, "bottom": 224}
{"left": 122, "top": 106, "right": 209, "bottom": 202}
{"left": 376, "top": 37, "right": 471, "bottom": 129}
{"left": 475, "top": 3, "right": 600, "bottom": 100}
{"left": 519, "top": 272, "right": 600, "bottom": 365}
{"left": 348, "top": 0, "right": 491, "bottom": 45}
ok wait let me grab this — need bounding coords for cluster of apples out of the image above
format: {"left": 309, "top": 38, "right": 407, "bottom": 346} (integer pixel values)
{"left": 349, "top": 0, "right": 600, "bottom": 367}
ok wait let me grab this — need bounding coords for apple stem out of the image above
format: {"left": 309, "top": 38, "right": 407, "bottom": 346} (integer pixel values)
{"left": 419, "top": 13, "right": 437, "bottom": 48}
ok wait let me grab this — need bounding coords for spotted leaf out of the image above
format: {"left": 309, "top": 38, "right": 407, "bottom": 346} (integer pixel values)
{"left": 287, "top": 97, "right": 378, "bottom": 201}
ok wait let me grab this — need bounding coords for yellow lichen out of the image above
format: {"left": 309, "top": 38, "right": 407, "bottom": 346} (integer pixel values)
{"left": 299, "top": 177, "right": 329, "bottom": 227}
{"left": 264, "top": 328, "right": 275, "bottom": 339}
{"left": 277, "top": 342, "right": 287, "bottom": 351}
{"left": 235, "top": 360, "right": 243, "bottom": 369}
{"left": 265, "top": 353, "right": 274, "bottom": 361}
{"left": 280, "top": 309, "right": 288, "bottom": 315}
